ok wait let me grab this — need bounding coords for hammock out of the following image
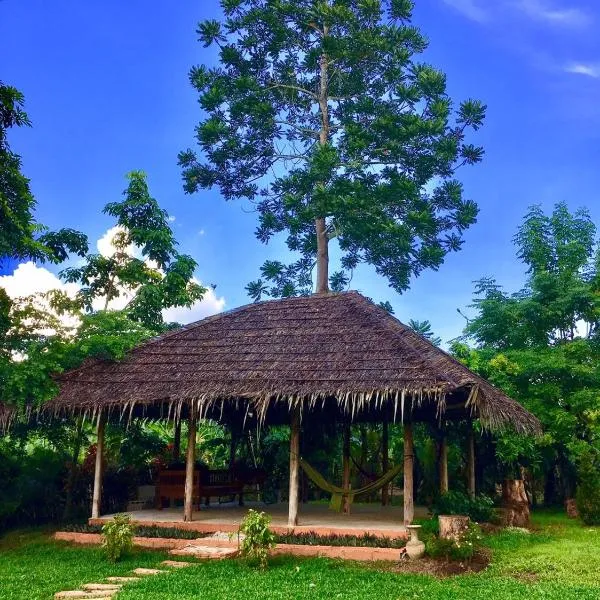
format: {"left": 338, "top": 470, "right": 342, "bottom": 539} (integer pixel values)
{"left": 299, "top": 458, "right": 402, "bottom": 512}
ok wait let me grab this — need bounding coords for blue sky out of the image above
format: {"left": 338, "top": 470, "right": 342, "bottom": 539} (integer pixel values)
{"left": 1, "top": 0, "right": 599, "bottom": 343}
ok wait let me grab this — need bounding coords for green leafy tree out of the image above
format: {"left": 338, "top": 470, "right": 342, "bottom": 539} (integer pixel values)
{"left": 61, "top": 171, "right": 206, "bottom": 329}
{"left": 454, "top": 203, "right": 600, "bottom": 502}
{"left": 408, "top": 318, "right": 441, "bottom": 346}
{"left": 0, "top": 82, "right": 88, "bottom": 264}
{"left": 180, "top": 0, "right": 486, "bottom": 300}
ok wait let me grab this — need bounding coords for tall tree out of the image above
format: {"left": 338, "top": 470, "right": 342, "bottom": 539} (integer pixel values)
{"left": 61, "top": 171, "right": 206, "bottom": 329}
{"left": 180, "top": 0, "right": 486, "bottom": 300}
{"left": 0, "top": 82, "right": 88, "bottom": 265}
{"left": 454, "top": 203, "right": 600, "bottom": 501}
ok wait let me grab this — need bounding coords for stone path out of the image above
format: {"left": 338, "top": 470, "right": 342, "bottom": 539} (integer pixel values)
{"left": 169, "top": 544, "right": 238, "bottom": 559}
{"left": 53, "top": 560, "right": 198, "bottom": 599}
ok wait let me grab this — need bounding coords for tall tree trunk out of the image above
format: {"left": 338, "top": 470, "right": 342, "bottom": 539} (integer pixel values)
{"left": 381, "top": 417, "right": 389, "bottom": 506}
{"left": 342, "top": 423, "right": 351, "bottom": 514}
{"left": 91, "top": 413, "right": 106, "bottom": 519}
{"left": 63, "top": 416, "right": 84, "bottom": 521}
{"left": 288, "top": 406, "right": 301, "bottom": 527}
{"left": 315, "top": 27, "right": 330, "bottom": 295}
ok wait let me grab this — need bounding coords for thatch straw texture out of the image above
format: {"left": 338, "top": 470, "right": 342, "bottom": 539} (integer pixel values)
{"left": 47, "top": 292, "right": 540, "bottom": 434}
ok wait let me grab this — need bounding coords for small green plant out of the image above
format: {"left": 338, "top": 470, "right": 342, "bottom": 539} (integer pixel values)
{"left": 425, "top": 522, "right": 483, "bottom": 562}
{"left": 432, "top": 491, "right": 494, "bottom": 523}
{"left": 101, "top": 513, "right": 134, "bottom": 562}
{"left": 238, "top": 509, "right": 276, "bottom": 569}
{"left": 576, "top": 450, "right": 600, "bottom": 525}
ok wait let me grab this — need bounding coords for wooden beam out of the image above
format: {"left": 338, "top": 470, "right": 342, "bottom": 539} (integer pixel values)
{"left": 439, "top": 431, "right": 449, "bottom": 495}
{"left": 342, "top": 423, "right": 351, "bottom": 514}
{"left": 91, "top": 412, "right": 106, "bottom": 519}
{"left": 381, "top": 416, "right": 389, "bottom": 506}
{"left": 467, "top": 428, "right": 476, "bottom": 499}
{"left": 403, "top": 422, "right": 414, "bottom": 525}
{"left": 183, "top": 404, "right": 197, "bottom": 522}
{"left": 288, "top": 406, "right": 301, "bottom": 527}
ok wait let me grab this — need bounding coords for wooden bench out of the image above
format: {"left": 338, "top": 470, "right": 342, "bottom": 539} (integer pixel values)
{"left": 155, "top": 467, "right": 266, "bottom": 510}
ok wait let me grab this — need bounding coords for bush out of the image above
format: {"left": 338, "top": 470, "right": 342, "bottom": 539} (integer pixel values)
{"left": 238, "top": 509, "right": 276, "bottom": 569}
{"left": 101, "top": 514, "right": 134, "bottom": 561}
{"left": 576, "top": 451, "right": 600, "bottom": 526}
{"left": 432, "top": 491, "right": 494, "bottom": 523}
{"left": 425, "top": 522, "right": 483, "bottom": 562}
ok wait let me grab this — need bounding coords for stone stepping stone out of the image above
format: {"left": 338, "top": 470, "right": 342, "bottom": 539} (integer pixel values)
{"left": 82, "top": 584, "right": 121, "bottom": 592}
{"left": 170, "top": 545, "right": 238, "bottom": 560}
{"left": 161, "top": 560, "right": 195, "bottom": 568}
{"left": 132, "top": 567, "right": 166, "bottom": 576}
{"left": 105, "top": 577, "right": 140, "bottom": 584}
{"left": 55, "top": 592, "right": 116, "bottom": 599}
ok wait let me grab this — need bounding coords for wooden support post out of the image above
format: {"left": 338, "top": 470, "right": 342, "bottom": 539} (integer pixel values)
{"left": 91, "top": 412, "right": 106, "bottom": 519}
{"left": 439, "top": 432, "right": 449, "bottom": 495}
{"left": 288, "top": 406, "right": 301, "bottom": 527}
{"left": 403, "top": 422, "right": 414, "bottom": 525}
{"left": 467, "top": 428, "right": 476, "bottom": 499}
{"left": 183, "top": 404, "right": 197, "bottom": 522}
{"left": 173, "top": 416, "right": 181, "bottom": 461}
{"left": 381, "top": 416, "right": 389, "bottom": 506}
{"left": 342, "top": 423, "right": 351, "bottom": 514}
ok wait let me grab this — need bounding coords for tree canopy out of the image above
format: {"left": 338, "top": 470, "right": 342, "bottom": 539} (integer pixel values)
{"left": 453, "top": 203, "right": 600, "bottom": 499}
{"left": 180, "top": 0, "right": 486, "bottom": 300}
{"left": 0, "top": 82, "right": 88, "bottom": 265}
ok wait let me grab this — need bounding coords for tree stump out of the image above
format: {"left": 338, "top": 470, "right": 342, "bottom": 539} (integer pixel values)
{"left": 439, "top": 515, "right": 470, "bottom": 540}
{"left": 565, "top": 498, "right": 579, "bottom": 519}
{"left": 501, "top": 479, "right": 530, "bottom": 527}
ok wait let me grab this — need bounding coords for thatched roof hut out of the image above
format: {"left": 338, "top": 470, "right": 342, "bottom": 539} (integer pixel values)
{"left": 48, "top": 291, "right": 539, "bottom": 435}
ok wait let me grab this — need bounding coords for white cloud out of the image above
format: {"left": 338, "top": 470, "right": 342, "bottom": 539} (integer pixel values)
{"left": 96, "top": 225, "right": 136, "bottom": 258}
{"left": 442, "top": 0, "right": 489, "bottom": 22}
{"left": 513, "top": 0, "right": 591, "bottom": 27}
{"left": 0, "top": 261, "right": 81, "bottom": 332}
{"left": 162, "top": 284, "right": 226, "bottom": 325}
{"left": 168, "top": 215, "right": 176, "bottom": 222}
{"left": 0, "top": 261, "right": 78, "bottom": 299}
{"left": 564, "top": 62, "right": 600, "bottom": 78}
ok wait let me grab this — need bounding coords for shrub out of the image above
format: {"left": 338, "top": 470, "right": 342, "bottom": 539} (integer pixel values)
{"left": 101, "top": 514, "right": 134, "bottom": 561}
{"left": 238, "top": 509, "right": 276, "bottom": 569}
{"left": 425, "top": 522, "right": 483, "bottom": 562}
{"left": 432, "top": 491, "right": 494, "bottom": 523}
{"left": 576, "top": 450, "right": 600, "bottom": 526}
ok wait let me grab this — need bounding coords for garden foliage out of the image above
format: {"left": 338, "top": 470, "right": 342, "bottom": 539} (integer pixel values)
{"left": 101, "top": 513, "right": 134, "bottom": 562}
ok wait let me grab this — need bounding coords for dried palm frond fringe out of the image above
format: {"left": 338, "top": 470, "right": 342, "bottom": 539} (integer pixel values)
{"left": 43, "top": 292, "right": 541, "bottom": 435}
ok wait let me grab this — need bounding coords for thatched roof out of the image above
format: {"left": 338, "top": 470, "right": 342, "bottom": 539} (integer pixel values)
{"left": 48, "top": 292, "right": 540, "bottom": 434}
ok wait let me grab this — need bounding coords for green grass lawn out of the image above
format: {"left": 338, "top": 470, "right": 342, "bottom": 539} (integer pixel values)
{"left": 2, "top": 513, "right": 599, "bottom": 600}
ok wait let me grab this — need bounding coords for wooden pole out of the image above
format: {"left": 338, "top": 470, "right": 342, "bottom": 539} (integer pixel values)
{"left": 91, "top": 412, "right": 106, "bottom": 519}
{"left": 288, "top": 406, "right": 301, "bottom": 527}
{"left": 439, "top": 432, "right": 449, "bottom": 495}
{"left": 381, "top": 416, "right": 389, "bottom": 506}
{"left": 183, "top": 404, "right": 197, "bottom": 522}
{"left": 342, "top": 423, "right": 351, "bottom": 514}
{"left": 467, "top": 428, "right": 476, "bottom": 499}
{"left": 403, "top": 422, "right": 414, "bottom": 525}
{"left": 173, "top": 416, "right": 181, "bottom": 461}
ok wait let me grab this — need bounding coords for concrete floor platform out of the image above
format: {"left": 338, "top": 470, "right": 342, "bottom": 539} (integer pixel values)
{"left": 92, "top": 502, "right": 429, "bottom": 539}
